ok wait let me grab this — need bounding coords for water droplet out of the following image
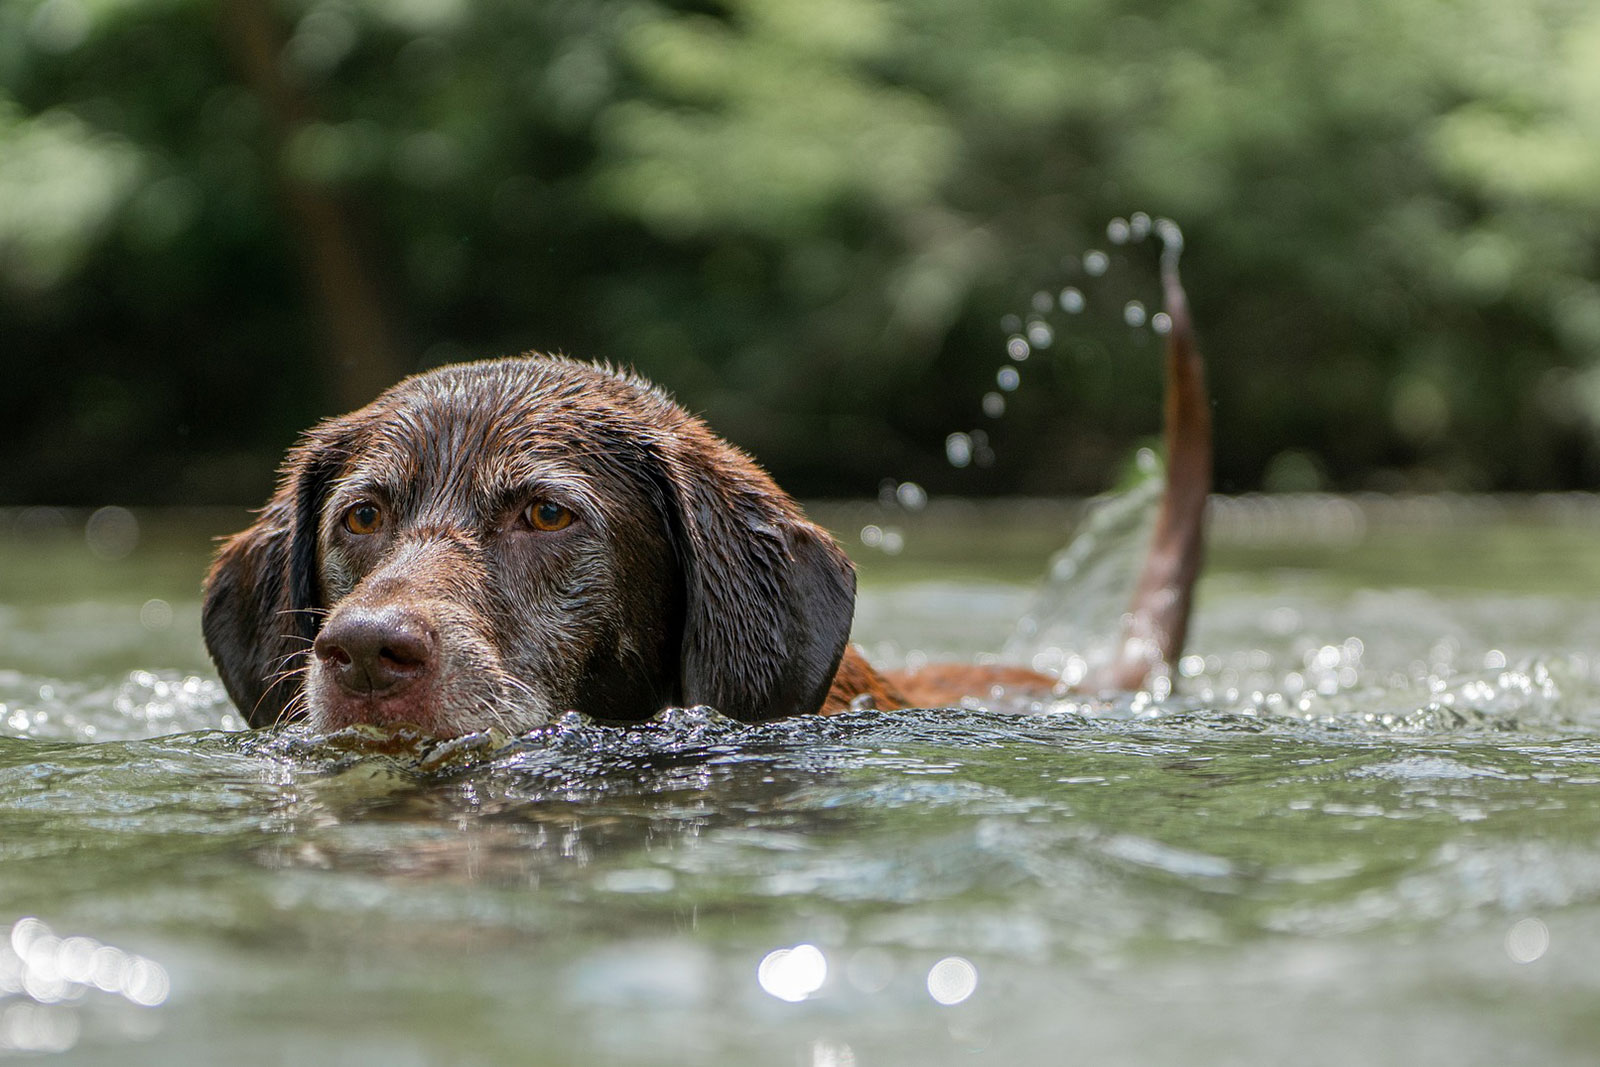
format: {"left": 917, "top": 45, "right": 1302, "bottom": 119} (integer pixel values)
{"left": 1026, "top": 321, "right": 1053, "bottom": 349}
{"left": 880, "top": 529, "right": 904, "bottom": 555}
{"left": 895, "top": 481, "right": 927, "bottom": 511}
{"left": 1031, "top": 290, "right": 1053, "bottom": 313}
{"left": 1006, "top": 335, "right": 1030, "bottom": 361}
{"left": 1154, "top": 217, "right": 1184, "bottom": 252}
{"left": 996, "top": 366, "right": 1020, "bottom": 392}
{"left": 999, "top": 313, "right": 1021, "bottom": 333}
{"left": 1083, "top": 250, "right": 1109, "bottom": 276}
{"left": 1123, "top": 300, "right": 1147, "bottom": 327}
{"left": 1106, "top": 217, "right": 1130, "bottom": 245}
{"left": 970, "top": 429, "right": 995, "bottom": 467}
{"left": 982, "top": 392, "right": 1005, "bottom": 418}
{"left": 860, "top": 525, "right": 884, "bottom": 547}
{"left": 1058, "top": 287, "right": 1085, "bottom": 314}
{"left": 945, "top": 432, "right": 973, "bottom": 468}
{"left": 1130, "top": 211, "right": 1152, "bottom": 240}
{"left": 1152, "top": 311, "right": 1172, "bottom": 335}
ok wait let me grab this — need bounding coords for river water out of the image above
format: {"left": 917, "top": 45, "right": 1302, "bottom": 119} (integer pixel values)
{"left": 3, "top": 496, "right": 1600, "bottom": 1064}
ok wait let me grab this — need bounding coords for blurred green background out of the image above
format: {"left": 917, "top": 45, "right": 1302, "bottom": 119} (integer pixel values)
{"left": 2, "top": 0, "right": 1598, "bottom": 505}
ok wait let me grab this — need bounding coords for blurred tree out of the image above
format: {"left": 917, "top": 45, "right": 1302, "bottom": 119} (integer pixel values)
{"left": 218, "top": 0, "right": 406, "bottom": 410}
{"left": 0, "top": 0, "right": 1596, "bottom": 503}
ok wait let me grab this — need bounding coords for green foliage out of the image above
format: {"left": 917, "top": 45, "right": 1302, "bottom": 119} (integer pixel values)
{"left": 0, "top": 0, "right": 1597, "bottom": 502}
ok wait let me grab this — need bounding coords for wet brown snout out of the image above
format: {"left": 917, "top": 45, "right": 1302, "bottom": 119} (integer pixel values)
{"left": 313, "top": 605, "right": 437, "bottom": 700}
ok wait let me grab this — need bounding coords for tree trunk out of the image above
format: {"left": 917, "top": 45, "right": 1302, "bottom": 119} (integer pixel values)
{"left": 217, "top": 0, "right": 407, "bottom": 411}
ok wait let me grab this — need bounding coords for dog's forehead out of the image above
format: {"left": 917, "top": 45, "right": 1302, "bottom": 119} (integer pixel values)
{"left": 356, "top": 358, "right": 673, "bottom": 493}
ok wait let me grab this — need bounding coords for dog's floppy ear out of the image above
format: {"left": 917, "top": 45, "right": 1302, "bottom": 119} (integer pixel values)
{"left": 654, "top": 427, "right": 856, "bottom": 722}
{"left": 201, "top": 423, "right": 353, "bottom": 727}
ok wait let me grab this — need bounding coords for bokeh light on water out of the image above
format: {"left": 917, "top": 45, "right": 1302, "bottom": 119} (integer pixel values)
{"left": 0, "top": 918, "right": 168, "bottom": 1055}
{"left": 925, "top": 956, "right": 978, "bottom": 1006}
{"left": 757, "top": 944, "right": 827, "bottom": 1003}
{"left": 1, "top": 670, "right": 240, "bottom": 742}
{"left": 84, "top": 506, "right": 138, "bottom": 560}
{"left": 138, "top": 598, "right": 173, "bottom": 631}
{"left": 1505, "top": 918, "right": 1550, "bottom": 964}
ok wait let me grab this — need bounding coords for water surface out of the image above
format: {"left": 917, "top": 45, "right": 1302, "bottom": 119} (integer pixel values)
{"left": 3, "top": 498, "right": 1600, "bottom": 1064}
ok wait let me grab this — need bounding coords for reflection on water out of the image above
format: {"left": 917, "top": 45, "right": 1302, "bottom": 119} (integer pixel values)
{"left": 5, "top": 499, "right": 1600, "bottom": 1061}
{"left": 0, "top": 917, "right": 168, "bottom": 1055}
{"left": 1505, "top": 917, "right": 1550, "bottom": 964}
{"left": 925, "top": 955, "right": 978, "bottom": 1005}
{"left": 758, "top": 943, "right": 827, "bottom": 1002}
{"left": 1, "top": 670, "right": 241, "bottom": 741}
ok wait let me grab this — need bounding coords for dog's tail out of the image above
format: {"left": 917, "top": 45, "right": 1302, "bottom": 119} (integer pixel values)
{"left": 1095, "top": 229, "right": 1211, "bottom": 692}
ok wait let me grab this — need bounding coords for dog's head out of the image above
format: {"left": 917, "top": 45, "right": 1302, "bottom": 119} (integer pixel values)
{"left": 202, "top": 357, "right": 856, "bottom": 735}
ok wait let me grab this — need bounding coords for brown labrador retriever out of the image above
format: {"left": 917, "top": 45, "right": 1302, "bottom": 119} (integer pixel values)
{"left": 203, "top": 263, "right": 1208, "bottom": 737}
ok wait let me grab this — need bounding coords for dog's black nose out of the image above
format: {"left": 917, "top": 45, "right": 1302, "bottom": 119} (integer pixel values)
{"left": 313, "top": 606, "right": 436, "bottom": 697}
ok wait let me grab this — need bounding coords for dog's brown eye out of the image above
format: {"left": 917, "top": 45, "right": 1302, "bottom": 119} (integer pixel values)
{"left": 526, "top": 501, "right": 574, "bottom": 532}
{"left": 343, "top": 502, "right": 383, "bottom": 535}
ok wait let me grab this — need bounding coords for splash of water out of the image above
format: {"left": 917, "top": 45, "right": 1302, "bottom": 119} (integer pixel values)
{"left": 859, "top": 215, "right": 1185, "bottom": 558}
{"left": 0, "top": 670, "right": 240, "bottom": 743}
{"left": 1002, "top": 450, "right": 1165, "bottom": 687}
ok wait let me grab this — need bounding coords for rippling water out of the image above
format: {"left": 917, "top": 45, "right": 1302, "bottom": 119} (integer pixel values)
{"left": 4, "top": 498, "right": 1600, "bottom": 1064}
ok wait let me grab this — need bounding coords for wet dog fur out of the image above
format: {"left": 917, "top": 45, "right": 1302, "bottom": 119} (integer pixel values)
{"left": 203, "top": 267, "right": 1208, "bottom": 736}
